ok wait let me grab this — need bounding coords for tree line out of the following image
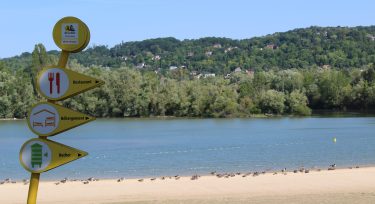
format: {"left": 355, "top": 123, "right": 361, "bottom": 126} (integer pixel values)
{"left": 0, "top": 44, "right": 375, "bottom": 118}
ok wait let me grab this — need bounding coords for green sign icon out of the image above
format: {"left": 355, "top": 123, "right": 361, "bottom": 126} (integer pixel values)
{"left": 20, "top": 138, "right": 88, "bottom": 173}
{"left": 31, "top": 143, "right": 43, "bottom": 168}
{"left": 20, "top": 139, "right": 52, "bottom": 173}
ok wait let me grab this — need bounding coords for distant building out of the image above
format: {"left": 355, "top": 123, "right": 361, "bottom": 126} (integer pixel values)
{"left": 136, "top": 63, "right": 145, "bottom": 69}
{"left": 204, "top": 73, "right": 215, "bottom": 78}
{"left": 187, "top": 52, "right": 194, "bottom": 57}
{"left": 246, "top": 69, "right": 255, "bottom": 77}
{"left": 190, "top": 71, "right": 198, "bottom": 76}
{"left": 265, "top": 44, "right": 277, "bottom": 50}
{"left": 205, "top": 51, "right": 213, "bottom": 56}
{"left": 224, "top": 46, "right": 238, "bottom": 53}
{"left": 366, "top": 34, "right": 375, "bottom": 41}
{"left": 152, "top": 55, "right": 161, "bottom": 60}
{"left": 213, "top": 43, "right": 222, "bottom": 48}
{"left": 169, "top": 66, "right": 178, "bottom": 70}
{"left": 234, "top": 67, "right": 242, "bottom": 73}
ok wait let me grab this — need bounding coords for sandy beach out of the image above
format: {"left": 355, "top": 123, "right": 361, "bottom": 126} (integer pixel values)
{"left": 1, "top": 167, "right": 375, "bottom": 204}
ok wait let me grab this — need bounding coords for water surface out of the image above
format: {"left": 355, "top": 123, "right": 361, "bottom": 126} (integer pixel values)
{"left": 1, "top": 117, "right": 375, "bottom": 180}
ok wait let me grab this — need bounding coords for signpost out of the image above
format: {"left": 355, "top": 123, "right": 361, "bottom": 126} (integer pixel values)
{"left": 27, "top": 102, "right": 95, "bottom": 136}
{"left": 37, "top": 67, "right": 104, "bottom": 101}
{"left": 20, "top": 138, "right": 88, "bottom": 173}
{"left": 19, "top": 17, "right": 103, "bottom": 204}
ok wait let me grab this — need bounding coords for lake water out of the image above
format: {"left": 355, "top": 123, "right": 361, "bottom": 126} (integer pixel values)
{"left": 1, "top": 117, "right": 375, "bottom": 180}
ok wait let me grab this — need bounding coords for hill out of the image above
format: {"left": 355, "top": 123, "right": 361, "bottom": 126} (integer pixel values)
{"left": 3, "top": 26, "right": 375, "bottom": 73}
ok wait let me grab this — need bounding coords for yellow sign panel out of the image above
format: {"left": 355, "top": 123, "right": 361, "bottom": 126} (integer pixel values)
{"left": 53, "top": 16, "right": 90, "bottom": 53}
{"left": 27, "top": 102, "right": 95, "bottom": 137}
{"left": 36, "top": 67, "right": 104, "bottom": 101}
{"left": 19, "top": 138, "right": 88, "bottom": 173}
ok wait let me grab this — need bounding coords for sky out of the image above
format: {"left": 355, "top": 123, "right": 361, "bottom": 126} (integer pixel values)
{"left": 0, "top": 0, "right": 374, "bottom": 58}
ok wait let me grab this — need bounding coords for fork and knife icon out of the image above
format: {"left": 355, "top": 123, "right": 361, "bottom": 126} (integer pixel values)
{"left": 48, "top": 72, "right": 61, "bottom": 94}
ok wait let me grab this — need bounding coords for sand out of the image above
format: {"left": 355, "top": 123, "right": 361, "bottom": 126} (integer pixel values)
{"left": 1, "top": 167, "right": 375, "bottom": 204}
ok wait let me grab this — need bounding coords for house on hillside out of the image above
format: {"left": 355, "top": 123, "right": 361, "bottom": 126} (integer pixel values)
{"left": 213, "top": 43, "right": 222, "bottom": 48}
{"left": 366, "top": 34, "right": 375, "bottom": 41}
{"left": 169, "top": 66, "right": 178, "bottom": 70}
{"left": 246, "top": 69, "right": 255, "bottom": 77}
{"left": 136, "top": 63, "right": 145, "bottom": 69}
{"left": 204, "top": 73, "right": 216, "bottom": 78}
{"left": 224, "top": 46, "right": 238, "bottom": 53}
{"left": 205, "top": 51, "right": 213, "bottom": 56}
{"left": 190, "top": 71, "right": 198, "bottom": 76}
{"left": 265, "top": 44, "right": 277, "bottom": 50}
{"left": 152, "top": 55, "right": 161, "bottom": 60}
{"left": 234, "top": 67, "right": 242, "bottom": 73}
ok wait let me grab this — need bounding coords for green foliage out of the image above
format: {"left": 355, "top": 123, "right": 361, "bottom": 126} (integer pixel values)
{"left": 2, "top": 25, "right": 375, "bottom": 118}
{"left": 258, "top": 90, "right": 286, "bottom": 114}
{"left": 286, "top": 91, "right": 312, "bottom": 116}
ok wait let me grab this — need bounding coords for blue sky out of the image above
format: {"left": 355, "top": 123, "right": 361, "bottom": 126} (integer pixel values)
{"left": 0, "top": 0, "right": 374, "bottom": 58}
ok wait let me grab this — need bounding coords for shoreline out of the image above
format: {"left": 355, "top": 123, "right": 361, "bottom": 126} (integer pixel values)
{"left": 1, "top": 111, "right": 375, "bottom": 121}
{"left": 2, "top": 164, "right": 370, "bottom": 182}
{"left": 2, "top": 166, "right": 375, "bottom": 204}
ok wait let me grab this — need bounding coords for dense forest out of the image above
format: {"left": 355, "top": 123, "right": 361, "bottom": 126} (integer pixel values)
{"left": 1, "top": 26, "right": 375, "bottom": 118}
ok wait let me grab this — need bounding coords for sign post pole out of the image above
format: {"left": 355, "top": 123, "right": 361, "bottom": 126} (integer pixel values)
{"left": 20, "top": 16, "right": 102, "bottom": 204}
{"left": 57, "top": 51, "right": 70, "bottom": 68}
{"left": 27, "top": 173, "right": 40, "bottom": 204}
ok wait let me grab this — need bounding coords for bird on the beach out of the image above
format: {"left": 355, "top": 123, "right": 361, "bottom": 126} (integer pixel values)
{"left": 83, "top": 181, "right": 89, "bottom": 184}
{"left": 138, "top": 179, "right": 144, "bottom": 182}
{"left": 60, "top": 178, "right": 68, "bottom": 183}
{"left": 150, "top": 178, "right": 156, "bottom": 181}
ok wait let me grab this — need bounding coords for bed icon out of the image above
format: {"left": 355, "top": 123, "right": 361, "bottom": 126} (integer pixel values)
{"left": 32, "top": 109, "right": 56, "bottom": 127}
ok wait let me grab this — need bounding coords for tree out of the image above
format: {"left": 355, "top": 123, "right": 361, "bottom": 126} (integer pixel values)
{"left": 258, "top": 90, "right": 286, "bottom": 114}
{"left": 286, "top": 90, "right": 312, "bottom": 115}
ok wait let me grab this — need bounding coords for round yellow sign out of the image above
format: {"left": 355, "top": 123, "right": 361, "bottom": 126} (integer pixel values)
{"left": 52, "top": 16, "right": 90, "bottom": 52}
